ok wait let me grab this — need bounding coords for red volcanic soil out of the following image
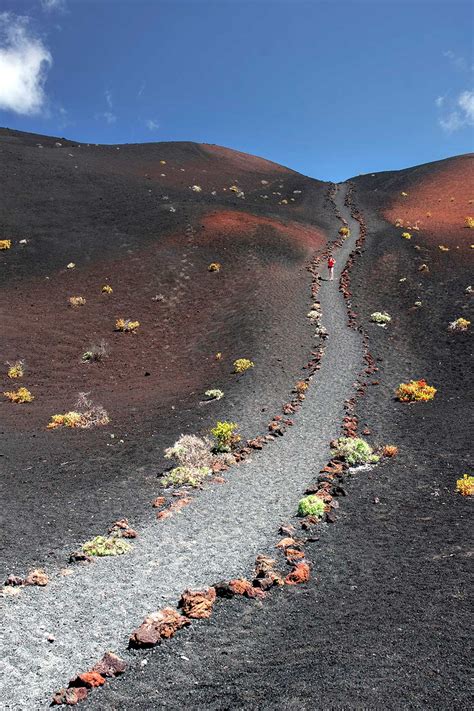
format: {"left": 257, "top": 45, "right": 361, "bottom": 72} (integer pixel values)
{"left": 0, "top": 129, "right": 334, "bottom": 573}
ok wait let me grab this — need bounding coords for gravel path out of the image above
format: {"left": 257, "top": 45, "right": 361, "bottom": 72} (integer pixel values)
{"left": 1, "top": 183, "right": 362, "bottom": 709}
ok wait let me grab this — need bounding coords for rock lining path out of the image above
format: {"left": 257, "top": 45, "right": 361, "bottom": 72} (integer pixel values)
{"left": 1, "top": 183, "right": 363, "bottom": 709}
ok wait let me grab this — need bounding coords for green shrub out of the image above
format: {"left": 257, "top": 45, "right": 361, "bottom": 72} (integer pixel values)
{"left": 81, "top": 535, "right": 132, "bottom": 557}
{"left": 298, "top": 495, "right": 325, "bottom": 517}
{"left": 205, "top": 389, "right": 224, "bottom": 400}
{"left": 162, "top": 465, "right": 211, "bottom": 488}
{"left": 211, "top": 421, "right": 240, "bottom": 452}
{"left": 334, "top": 437, "right": 379, "bottom": 466}
{"left": 370, "top": 311, "right": 391, "bottom": 325}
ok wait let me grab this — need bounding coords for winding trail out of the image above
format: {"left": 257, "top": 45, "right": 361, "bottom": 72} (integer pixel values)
{"left": 1, "top": 184, "right": 363, "bottom": 709}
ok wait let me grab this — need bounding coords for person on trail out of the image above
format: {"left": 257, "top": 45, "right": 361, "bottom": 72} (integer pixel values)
{"left": 328, "top": 255, "right": 336, "bottom": 281}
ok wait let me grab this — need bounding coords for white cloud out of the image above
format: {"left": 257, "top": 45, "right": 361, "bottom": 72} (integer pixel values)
{"left": 443, "top": 50, "right": 468, "bottom": 71}
{"left": 438, "top": 89, "right": 474, "bottom": 133}
{"left": 435, "top": 95, "right": 445, "bottom": 108}
{"left": 145, "top": 119, "right": 159, "bottom": 131}
{"left": 105, "top": 89, "right": 113, "bottom": 108}
{"left": 41, "top": 0, "right": 66, "bottom": 11}
{"left": 137, "top": 80, "right": 146, "bottom": 98}
{"left": 95, "top": 111, "right": 116, "bottom": 124}
{"left": 0, "top": 13, "right": 52, "bottom": 115}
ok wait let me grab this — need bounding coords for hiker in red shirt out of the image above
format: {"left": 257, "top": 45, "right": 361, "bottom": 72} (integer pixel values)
{"left": 328, "top": 255, "right": 336, "bottom": 281}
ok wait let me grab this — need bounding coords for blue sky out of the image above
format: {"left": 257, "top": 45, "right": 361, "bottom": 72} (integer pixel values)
{"left": 0, "top": 0, "right": 472, "bottom": 181}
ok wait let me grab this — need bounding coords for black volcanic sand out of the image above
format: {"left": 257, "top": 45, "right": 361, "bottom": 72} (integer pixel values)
{"left": 0, "top": 130, "right": 336, "bottom": 576}
{"left": 86, "top": 173, "right": 472, "bottom": 709}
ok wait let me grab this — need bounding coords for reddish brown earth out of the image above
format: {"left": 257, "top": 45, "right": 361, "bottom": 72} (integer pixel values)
{"left": 0, "top": 129, "right": 336, "bottom": 574}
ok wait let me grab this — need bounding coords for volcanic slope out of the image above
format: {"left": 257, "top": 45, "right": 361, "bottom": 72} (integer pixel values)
{"left": 0, "top": 129, "right": 336, "bottom": 574}
{"left": 83, "top": 156, "right": 473, "bottom": 710}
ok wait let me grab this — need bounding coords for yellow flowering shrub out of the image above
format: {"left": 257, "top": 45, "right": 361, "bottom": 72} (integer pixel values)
{"left": 233, "top": 358, "right": 254, "bottom": 373}
{"left": 47, "top": 412, "right": 84, "bottom": 429}
{"left": 295, "top": 380, "right": 309, "bottom": 394}
{"left": 208, "top": 262, "right": 221, "bottom": 272}
{"left": 448, "top": 317, "right": 470, "bottom": 332}
{"left": 464, "top": 217, "right": 474, "bottom": 228}
{"left": 211, "top": 421, "right": 240, "bottom": 452}
{"left": 402, "top": 232, "right": 412, "bottom": 240}
{"left": 4, "top": 387, "right": 34, "bottom": 403}
{"left": 456, "top": 474, "right": 474, "bottom": 496}
{"left": 102, "top": 284, "right": 113, "bottom": 294}
{"left": 115, "top": 319, "right": 140, "bottom": 333}
{"left": 7, "top": 360, "right": 24, "bottom": 378}
{"left": 339, "top": 226, "right": 350, "bottom": 236}
{"left": 0, "top": 240, "right": 12, "bottom": 250}
{"left": 395, "top": 380, "right": 436, "bottom": 402}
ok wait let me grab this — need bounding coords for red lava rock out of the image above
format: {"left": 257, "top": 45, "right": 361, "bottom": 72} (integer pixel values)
{"left": 169, "top": 497, "right": 192, "bottom": 513}
{"left": 129, "top": 608, "right": 190, "bottom": 648}
{"left": 362, "top": 428, "right": 371, "bottom": 436}
{"left": 210, "top": 476, "right": 226, "bottom": 484}
{"left": 211, "top": 459, "right": 229, "bottom": 473}
{"left": 282, "top": 403, "right": 295, "bottom": 415}
{"left": 285, "top": 548, "right": 305, "bottom": 563}
{"left": 108, "top": 518, "right": 137, "bottom": 538}
{"left": 92, "top": 652, "right": 127, "bottom": 678}
{"left": 69, "top": 672, "right": 105, "bottom": 689}
{"left": 253, "top": 569, "right": 285, "bottom": 590}
{"left": 285, "top": 562, "right": 310, "bottom": 585}
{"left": 326, "top": 511, "right": 337, "bottom": 523}
{"left": 215, "top": 579, "right": 266, "bottom": 599}
{"left": 300, "top": 515, "right": 321, "bottom": 530}
{"left": 152, "top": 496, "right": 166, "bottom": 508}
{"left": 5, "top": 575, "right": 24, "bottom": 586}
{"left": 178, "top": 587, "right": 216, "bottom": 619}
{"left": 69, "top": 551, "right": 93, "bottom": 564}
{"left": 24, "top": 569, "right": 49, "bottom": 586}
{"left": 279, "top": 524, "right": 296, "bottom": 536}
{"left": 52, "top": 687, "right": 88, "bottom": 705}
{"left": 156, "top": 509, "right": 173, "bottom": 520}
{"left": 247, "top": 437, "right": 265, "bottom": 450}
{"left": 276, "top": 537, "right": 296, "bottom": 549}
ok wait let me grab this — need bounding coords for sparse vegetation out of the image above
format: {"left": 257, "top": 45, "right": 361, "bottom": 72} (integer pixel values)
{"left": 370, "top": 311, "right": 391, "bottom": 325}
{"left": 211, "top": 421, "right": 240, "bottom": 452}
{"left": 68, "top": 296, "right": 86, "bottom": 307}
{"left": 102, "top": 284, "right": 113, "bottom": 294}
{"left": 66, "top": 262, "right": 75, "bottom": 269}
{"left": 7, "top": 360, "right": 24, "bottom": 379}
{"left": 298, "top": 495, "right": 325, "bottom": 517}
{"left": 438, "top": 245, "right": 449, "bottom": 252}
{"left": 464, "top": 216, "right": 474, "bottom": 228}
{"left": 191, "top": 185, "right": 202, "bottom": 192}
{"left": 4, "top": 387, "right": 34, "bottom": 403}
{"left": 339, "top": 226, "right": 350, "bottom": 236}
{"left": 396, "top": 380, "right": 436, "bottom": 402}
{"left": 115, "top": 318, "right": 140, "bottom": 333}
{"left": 81, "top": 535, "right": 132, "bottom": 557}
{"left": 208, "top": 262, "right": 221, "bottom": 272}
{"left": 205, "top": 389, "right": 224, "bottom": 400}
{"left": 233, "top": 358, "right": 254, "bottom": 373}
{"left": 82, "top": 340, "right": 109, "bottom": 363}
{"left": 448, "top": 317, "right": 470, "bottom": 332}
{"left": 163, "top": 434, "right": 213, "bottom": 487}
{"left": 334, "top": 437, "right": 379, "bottom": 466}
{"left": 0, "top": 239, "right": 12, "bottom": 250}
{"left": 401, "top": 232, "right": 412, "bottom": 239}
{"left": 47, "top": 393, "right": 109, "bottom": 429}
{"left": 456, "top": 474, "right": 474, "bottom": 497}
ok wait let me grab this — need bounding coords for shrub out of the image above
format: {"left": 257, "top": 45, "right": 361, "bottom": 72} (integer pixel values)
{"left": 298, "top": 495, "right": 325, "bottom": 517}
{"left": 456, "top": 474, "right": 474, "bottom": 496}
{"left": 7, "top": 360, "right": 24, "bottom": 378}
{"left": 339, "top": 226, "right": 350, "bottom": 236}
{"left": 401, "top": 192, "right": 408, "bottom": 197}
{"left": 191, "top": 185, "right": 202, "bottom": 192}
{"left": 464, "top": 217, "right": 474, "bottom": 229}
{"left": 115, "top": 318, "right": 140, "bottom": 333}
{"left": 48, "top": 393, "right": 109, "bottom": 429}
{"left": 295, "top": 380, "right": 309, "bottom": 394}
{"left": 82, "top": 340, "right": 109, "bottom": 363}
{"left": 164, "top": 434, "right": 213, "bottom": 487}
{"left": 382, "top": 445, "right": 398, "bottom": 457}
{"left": 68, "top": 296, "right": 86, "bottom": 307}
{"left": 395, "top": 380, "right": 436, "bottom": 402}
{"left": 4, "top": 387, "right": 34, "bottom": 403}
{"left": 370, "top": 311, "right": 391, "bottom": 325}
{"left": 215, "top": 352, "right": 222, "bottom": 360}
{"left": 401, "top": 232, "right": 411, "bottom": 239}
{"left": 82, "top": 535, "right": 132, "bottom": 556}
{"left": 334, "top": 437, "right": 379, "bottom": 466}
{"left": 211, "top": 421, "right": 240, "bottom": 452}
{"left": 208, "top": 262, "right": 221, "bottom": 272}
{"left": 0, "top": 239, "right": 12, "bottom": 250}
{"left": 448, "top": 317, "right": 470, "bottom": 332}
{"left": 102, "top": 284, "right": 113, "bottom": 294}
{"left": 205, "top": 389, "right": 224, "bottom": 400}
{"left": 66, "top": 262, "right": 75, "bottom": 269}
{"left": 438, "top": 245, "right": 449, "bottom": 252}
{"left": 233, "top": 358, "right": 254, "bottom": 373}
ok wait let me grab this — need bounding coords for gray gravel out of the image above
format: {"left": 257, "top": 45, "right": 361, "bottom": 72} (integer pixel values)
{"left": 1, "top": 183, "right": 362, "bottom": 709}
